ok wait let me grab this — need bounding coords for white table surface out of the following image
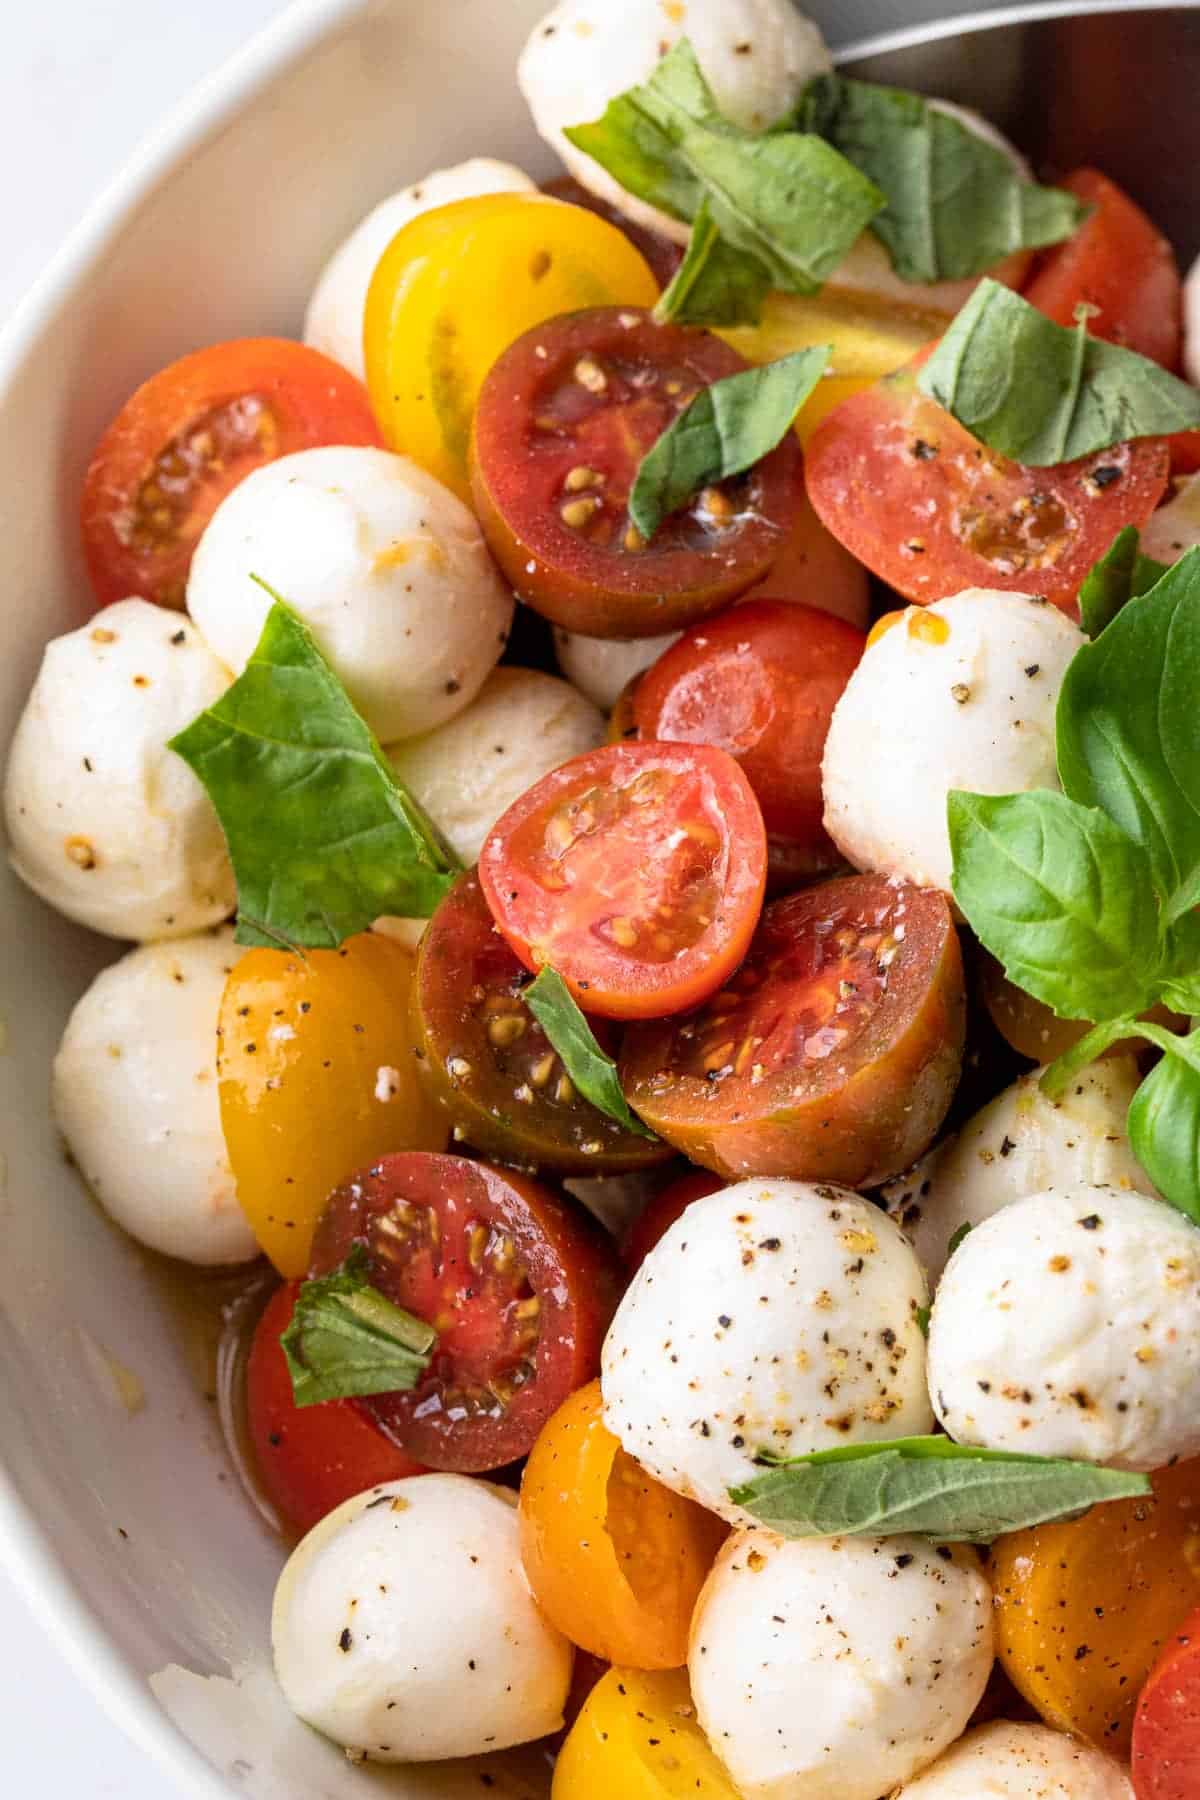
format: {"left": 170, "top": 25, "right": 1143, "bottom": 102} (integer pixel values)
{"left": 0, "top": 8, "right": 291, "bottom": 1787}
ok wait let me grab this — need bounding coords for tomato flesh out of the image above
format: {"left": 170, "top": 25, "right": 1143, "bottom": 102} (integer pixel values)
{"left": 470, "top": 307, "right": 802, "bottom": 638}
{"left": 478, "top": 741, "right": 767, "bottom": 1022}
{"left": 81, "top": 338, "right": 383, "bottom": 609}
{"left": 309, "top": 1152, "right": 621, "bottom": 1472}
{"left": 553, "top": 1667, "right": 740, "bottom": 1799}
{"left": 1134, "top": 1604, "right": 1200, "bottom": 1800}
{"left": 621, "top": 1169, "right": 724, "bottom": 1272}
{"left": 542, "top": 176, "right": 684, "bottom": 290}
{"left": 620, "top": 873, "right": 965, "bottom": 1185}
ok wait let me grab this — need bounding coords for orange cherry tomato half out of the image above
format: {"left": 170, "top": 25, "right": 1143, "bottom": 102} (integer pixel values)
{"left": 621, "top": 1169, "right": 724, "bottom": 1273}
{"left": 620, "top": 872, "right": 965, "bottom": 1185}
{"left": 246, "top": 1282, "right": 425, "bottom": 1537}
{"left": 1133, "top": 1604, "right": 1200, "bottom": 1800}
{"left": 478, "top": 741, "right": 768, "bottom": 1022}
{"left": 309, "top": 1152, "right": 623, "bottom": 1473}
{"left": 520, "top": 1380, "right": 726, "bottom": 1669}
{"left": 470, "top": 307, "right": 802, "bottom": 639}
{"left": 804, "top": 356, "right": 1170, "bottom": 612}
{"left": 81, "top": 338, "right": 383, "bottom": 610}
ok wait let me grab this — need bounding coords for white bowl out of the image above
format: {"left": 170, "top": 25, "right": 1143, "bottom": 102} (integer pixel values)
{"left": 0, "top": 2, "right": 1193, "bottom": 1795}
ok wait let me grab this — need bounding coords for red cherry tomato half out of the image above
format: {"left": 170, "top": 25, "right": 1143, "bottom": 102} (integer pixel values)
{"left": 309, "top": 1153, "right": 622, "bottom": 1472}
{"left": 81, "top": 338, "right": 383, "bottom": 610}
{"left": 1169, "top": 431, "right": 1200, "bottom": 476}
{"left": 1023, "top": 169, "right": 1182, "bottom": 369}
{"left": 621, "top": 1169, "right": 724, "bottom": 1273}
{"left": 805, "top": 357, "right": 1170, "bottom": 612}
{"left": 246, "top": 1282, "right": 425, "bottom": 1537}
{"left": 478, "top": 741, "right": 768, "bottom": 1022}
{"left": 1133, "top": 1605, "right": 1200, "bottom": 1799}
{"left": 632, "top": 600, "right": 864, "bottom": 876}
{"left": 469, "top": 307, "right": 802, "bottom": 638}
{"left": 541, "top": 176, "right": 684, "bottom": 291}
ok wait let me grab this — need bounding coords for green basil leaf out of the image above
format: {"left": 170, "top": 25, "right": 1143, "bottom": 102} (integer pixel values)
{"left": 948, "top": 787, "right": 1162, "bottom": 1021}
{"left": 914, "top": 1305, "right": 931, "bottom": 1339}
{"left": 793, "top": 74, "right": 1084, "bottom": 284}
{"left": 170, "top": 594, "right": 460, "bottom": 949}
{"left": 918, "top": 279, "right": 1200, "bottom": 465}
{"left": 281, "top": 1246, "right": 437, "bottom": 1407}
{"left": 654, "top": 199, "right": 771, "bottom": 327}
{"left": 946, "top": 1222, "right": 972, "bottom": 1258}
{"left": 629, "top": 348, "right": 828, "bottom": 541}
{"left": 523, "top": 967, "right": 658, "bottom": 1139}
{"left": 1078, "top": 525, "right": 1171, "bottom": 638}
{"left": 730, "top": 1436, "right": 1149, "bottom": 1543}
{"left": 565, "top": 40, "right": 883, "bottom": 298}
{"left": 1128, "top": 1044, "right": 1200, "bottom": 1225}
{"left": 1057, "top": 548, "right": 1200, "bottom": 923}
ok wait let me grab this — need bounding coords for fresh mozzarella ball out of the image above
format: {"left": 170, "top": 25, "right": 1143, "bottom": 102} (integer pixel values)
{"left": 272, "top": 1475, "right": 571, "bottom": 1761}
{"left": 303, "top": 159, "right": 536, "bottom": 381}
{"left": 822, "top": 591, "right": 1083, "bottom": 893}
{"left": 187, "top": 447, "right": 514, "bottom": 743}
{"left": 553, "top": 628, "right": 680, "bottom": 710}
{"left": 1184, "top": 251, "right": 1200, "bottom": 385}
{"left": 387, "top": 667, "right": 603, "bottom": 864}
{"left": 884, "top": 1058, "right": 1154, "bottom": 1282}
{"left": 1139, "top": 469, "right": 1200, "bottom": 565}
{"left": 4, "top": 600, "right": 235, "bottom": 941}
{"left": 929, "top": 1186, "right": 1200, "bottom": 1470}
{"left": 690, "top": 1531, "right": 993, "bottom": 1800}
{"left": 894, "top": 1720, "right": 1133, "bottom": 1798}
{"left": 519, "top": 0, "right": 832, "bottom": 244}
{"left": 52, "top": 928, "right": 257, "bottom": 1265}
{"left": 602, "top": 1181, "right": 933, "bottom": 1523}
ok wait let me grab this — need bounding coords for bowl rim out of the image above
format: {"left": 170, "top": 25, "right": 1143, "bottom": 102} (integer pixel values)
{"left": 0, "top": 0, "right": 1194, "bottom": 1794}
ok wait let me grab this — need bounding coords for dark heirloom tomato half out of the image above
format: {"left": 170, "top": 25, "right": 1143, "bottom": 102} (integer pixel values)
{"left": 541, "top": 176, "right": 684, "bottom": 290}
{"left": 469, "top": 307, "right": 801, "bottom": 638}
{"left": 804, "top": 359, "right": 1170, "bottom": 613}
{"left": 413, "top": 872, "right": 670, "bottom": 1174}
{"left": 621, "top": 1168, "right": 724, "bottom": 1272}
{"left": 478, "top": 741, "right": 767, "bottom": 1022}
{"left": 620, "top": 873, "right": 965, "bottom": 1186}
{"left": 310, "top": 1153, "right": 622, "bottom": 1472}
{"left": 1133, "top": 1605, "right": 1200, "bottom": 1800}
{"left": 81, "top": 338, "right": 383, "bottom": 610}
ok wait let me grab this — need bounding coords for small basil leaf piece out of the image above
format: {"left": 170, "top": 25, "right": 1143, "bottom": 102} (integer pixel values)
{"left": 946, "top": 1222, "right": 972, "bottom": 1258}
{"left": 523, "top": 967, "right": 658, "bottom": 1140}
{"left": 730, "top": 1436, "right": 1149, "bottom": 1543}
{"left": 281, "top": 1246, "right": 437, "bottom": 1408}
{"left": 947, "top": 788, "right": 1162, "bottom": 1022}
{"left": 629, "top": 348, "right": 828, "bottom": 541}
{"left": 1057, "top": 547, "right": 1200, "bottom": 923}
{"left": 793, "top": 75, "right": 1085, "bottom": 284}
{"left": 1128, "top": 1042, "right": 1200, "bottom": 1225}
{"left": 654, "top": 199, "right": 771, "bottom": 328}
{"left": 1078, "top": 525, "right": 1171, "bottom": 638}
{"left": 914, "top": 1306, "right": 931, "bottom": 1339}
{"left": 918, "top": 279, "right": 1200, "bottom": 466}
{"left": 170, "top": 594, "right": 460, "bottom": 949}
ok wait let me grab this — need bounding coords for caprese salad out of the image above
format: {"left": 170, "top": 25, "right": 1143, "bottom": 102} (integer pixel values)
{"left": 13, "top": 1, "right": 1200, "bottom": 1795}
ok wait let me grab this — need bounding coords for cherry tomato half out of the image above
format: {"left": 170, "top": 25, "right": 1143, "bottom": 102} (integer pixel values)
{"left": 741, "top": 483, "right": 871, "bottom": 626}
{"left": 81, "top": 338, "right": 383, "bottom": 610}
{"left": 1023, "top": 169, "right": 1182, "bottom": 369}
{"left": 478, "top": 741, "right": 767, "bottom": 1022}
{"left": 520, "top": 1380, "right": 726, "bottom": 1669}
{"left": 553, "top": 1667, "right": 739, "bottom": 1800}
{"left": 412, "top": 872, "right": 670, "bottom": 1174}
{"left": 621, "top": 1169, "right": 724, "bottom": 1273}
{"left": 470, "top": 307, "right": 802, "bottom": 638}
{"left": 309, "top": 1152, "right": 622, "bottom": 1472}
{"left": 1133, "top": 1604, "right": 1200, "bottom": 1800}
{"left": 246, "top": 1282, "right": 425, "bottom": 1537}
{"left": 542, "top": 176, "right": 684, "bottom": 291}
{"left": 805, "top": 356, "right": 1170, "bottom": 612}
{"left": 620, "top": 873, "right": 965, "bottom": 1185}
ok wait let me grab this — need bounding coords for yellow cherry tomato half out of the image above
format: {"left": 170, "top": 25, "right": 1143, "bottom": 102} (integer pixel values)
{"left": 217, "top": 932, "right": 446, "bottom": 1276}
{"left": 553, "top": 1667, "right": 738, "bottom": 1800}
{"left": 364, "top": 193, "right": 661, "bottom": 500}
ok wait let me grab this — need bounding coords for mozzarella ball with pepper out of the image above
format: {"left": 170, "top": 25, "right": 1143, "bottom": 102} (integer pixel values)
{"left": 1184, "top": 250, "right": 1200, "bottom": 385}
{"left": 518, "top": 0, "right": 832, "bottom": 244}
{"left": 387, "top": 666, "right": 603, "bottom": 864}
{"left": 186, "top": 446, "right": 513, "bottom": 743}
{"left": 929, "top": 1186, "right": 1200, "bottom": 1471}
{"left": 303, "top": 158, "right": 536, "bottom": 380}
{"left": 4, "top": 600, "right": 235, "bottom": 941}
{"left": 893, "top": 1720, "right": 1133, "bottom": 1798}
{"left": 689, "top": 1531, "right": 993, "bottom": 1800}
{"left": 272, "top": 1475, "right": 572, "bottom": 1761}
{"left": 52, "top": 927, "right": 257, "bottom": 1265}
{"left": 1139, "top": 468, "right": 1200, "bottom": 565}
{"left": 884, "top": 1057, "right": 1154, "bottom": 1282}
{"left": 822, "top": 591, "right": 1084, "bottom": 893}
{"left": 602, "top": 1181, "right": 933, "bottom": 1522}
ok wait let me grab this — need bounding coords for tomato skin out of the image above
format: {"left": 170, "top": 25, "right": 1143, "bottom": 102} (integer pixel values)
{"left": 620, "top": 873, "right": 965, "bottom": 1186}
{"left": 1023, "top": 169, "right": 1182, "bottom": 369}
{"left": 1170, "top": 431, "right": 1200, "bottom": 475}
{"left": 541, "top": 176, "right": 683, "bottom": 290}
{"left": 310, "top": 1153, "right": 622, "bottom": 1472}
{"left": 81, "top": 338, "right": 383, "bottom": 610}
{"left": 741, "top": 484, "right": 871, "bottom": 627}
{"left": 470, "top": 307, "right": 802, "bottom": 639}
{"left": 478, "top": 741, "right": 768, "bottom": 1022}
{"left": 1133, "top": 1605, "right": 1200, "bottom": 1800}
{"left": 621, "top": 1169, "right": 724, "bottom": 1272}
{"left": 805, "top": 359, "right": 1171, "bottom": 612}
{"left": 519, "top": 1380, "right": 725, "bottom": 1669}
{"left": 246, "top": 1282, "right": 425, "bottom": 1537}
{"left": 553, "top": 1666, "right": 740, "bottom": 1800}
